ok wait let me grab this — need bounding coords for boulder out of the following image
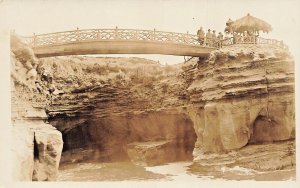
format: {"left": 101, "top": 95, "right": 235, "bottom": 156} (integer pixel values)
{"left": 11, "top": 126, "right": 34, "bottom": 181}
{"left": 32, "top": 124, "right": 63, "bottom": 181}
{"left": 127, "top": 141, "right": 178, "bottom": 166}
{"left": 11, "top": 123, "right": 63, "bottom": 181}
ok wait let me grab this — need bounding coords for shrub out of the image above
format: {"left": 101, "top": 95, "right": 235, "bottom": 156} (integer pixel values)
{"left": 161, "top": 83, "right": 168, "bottom": 94}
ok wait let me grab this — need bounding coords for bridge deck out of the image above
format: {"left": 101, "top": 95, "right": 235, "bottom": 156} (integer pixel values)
{"left": 23, "top": 28, "right": 287, "bottom": 58}
{"left": 33, "top": 40, "right": 215, "bottom": 58}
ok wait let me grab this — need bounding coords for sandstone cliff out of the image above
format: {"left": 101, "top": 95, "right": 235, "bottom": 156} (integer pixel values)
{"left": 183, "top": 44, "right": 294, "bottom": 154}
{"left": 36, "top": 56, "right": 193, "bottom": 165}
{"left": 38, "top": 43, "right": 294, "bottom": 171}
{"left": 10, "top": 34, "right": 63, "bottom": 181}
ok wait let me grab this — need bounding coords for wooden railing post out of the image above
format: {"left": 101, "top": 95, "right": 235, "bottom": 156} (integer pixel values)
{"left": 76, "top": 27, "right": 79, "bottom": 41}
{"left": 170, "top": 32, "right": 174, "bottom": 43}
{"left": 97, "top": 29, "right": 100, "bottom": 39}
{"left": 152, "top": 28, "right": 156, "bottom": 41}
{"left": 33, "top": 33, "right": 36, "bottom": 48}
{"left": 55, "top": 33, "right": 59, "bottom": 44}
{"left": 134, "top": 30, "right": 138, "bottom": 40}
{"left": 115, "top": 26, "right": 119, "bottom": 39}
{"left": 186, "top": 31, "right": 189, "bottom": 44}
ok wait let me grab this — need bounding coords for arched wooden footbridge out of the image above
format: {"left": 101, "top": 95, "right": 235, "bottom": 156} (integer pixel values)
{"left": 23, "top": 28, "right": 287, "bottom": 58}
{"left": 25, "top": 28, "right": 217, "bottom": 58}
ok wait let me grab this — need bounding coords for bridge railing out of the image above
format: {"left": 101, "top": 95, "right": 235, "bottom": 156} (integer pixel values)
{"left": 28, "top": 28, "right": 203, "bottom": 48}
{"left": 219, "top": 36, "right": 288, "bottom": 49}
{"left": 24, "top": 28, "right": 288, "bottom": 50}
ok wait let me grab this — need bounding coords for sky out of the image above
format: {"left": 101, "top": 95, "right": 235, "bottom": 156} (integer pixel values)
{"left": 0, "top": 0, "right": 300, "bottom": 64}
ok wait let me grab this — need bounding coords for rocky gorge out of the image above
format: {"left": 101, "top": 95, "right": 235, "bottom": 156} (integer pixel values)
{"left": 10, "top": 34, "right": 295, "bottom": 181}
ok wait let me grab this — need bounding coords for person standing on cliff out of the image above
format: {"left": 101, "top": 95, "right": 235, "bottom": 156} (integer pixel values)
{"left": 197, "top": 27, "right": 205, "bottom": 45}
{"left": 206, "top": 29, "right": 212, "bottom": 46}
{"left": 212, "top": 30, "right": 217, "bottom": 46}
{"left": 243, "top": 31, "right": 249, "bottom": 43}
{"left": 233, "top": 32, "right": 238, "bottom": 44}
{"left": 217, "top": 32, "right": 223, "bottom": 48}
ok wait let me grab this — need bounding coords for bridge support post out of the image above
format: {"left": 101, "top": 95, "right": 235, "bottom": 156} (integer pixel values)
{"left": 55, "top": 34, "right": 58, "bottom": 44}
{"left": 97, "top": 29, "right": 100, "bottom": 39}
{"left": 170, "top": 32, "right": 174, "bottom": 43}
{"left": 134, "top": 30, "right": 138, "bottom": 40}
{"left": 75, "top": 27, "right": 79, "bottom": 41}
{"left": 33, "top": 33, "right": 36, "bottom": 48}
{"left": 186, "top": 31, "right": 190, "bottom": 44}
{"left": 152, "top": 29, "right": 156, "bottom": 41}
{"left": 115, "top": 26, "right": 119, "bottom": 39}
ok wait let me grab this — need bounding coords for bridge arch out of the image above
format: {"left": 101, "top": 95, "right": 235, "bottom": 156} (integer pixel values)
{"left": 25, "top": 28, "right": 217, "bottom": 58}
{"left": 22, "top": 28, "right": 288, "bottom": 58}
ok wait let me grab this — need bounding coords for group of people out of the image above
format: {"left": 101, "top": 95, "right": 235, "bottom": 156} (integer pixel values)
{"left": 197, "top": 27, "right": 259, "bottom": 47}
{"left": 232, "top": 30, "right": 258, "bottom": 44}
{"left": 196, "top": 27, "right": 224, "bottom": 47}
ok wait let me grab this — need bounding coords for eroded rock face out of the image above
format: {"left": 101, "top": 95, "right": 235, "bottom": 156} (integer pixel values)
{"left": 40, "top": 44, "right": 294, "bottom": 168}
{"left": 188, "top": 140, "right": 295, "bottom": 180}
{"left": 10, "top": 34, "right": 63, "bottom": 181}
{"left": 187, "top": 95, "right": 294, "bottom": 153}
{"left": 183, "top": 44, "right": 294, "bottom": 153}
{"left": 51, "top": 112, "right": 196, "bottom": 164}
{"left": 32, "top": 124, "right": 63, "bottom": 181}
{"left": 249, "top": 95, "right": 295, "bottom": 143}
{"left": 11, "top": 123, "right": 63, "bottom": 181}
{"left": 11, "top": 126, "right": 34, "bottom": 181}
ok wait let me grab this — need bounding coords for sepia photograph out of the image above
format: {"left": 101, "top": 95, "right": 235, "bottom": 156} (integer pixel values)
{"left": 0, "top": 0, "right": 299, "bottom": 187}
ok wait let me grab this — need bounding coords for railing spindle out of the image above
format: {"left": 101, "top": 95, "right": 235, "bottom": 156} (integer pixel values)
{"left": 186, "top": 31, "right": 189, "bottom": 44}
{"left": 55, "top": 34, "right": 59, "bottom": 44}
{"left": 97, "top": 29, "right": 100, "bottom": 39}
{"left": 152, "top": 29, "right": 156, "bottom": 41}
{"left": 33, "top": 33, "right": 36, "bottom": 48}
{"left": 134, "top": 30, "right": 138, "bottom": 40}
{"left": 75, "top": 27, "right": 79, "bottom": 41}
{"left": 26, "top": 28, "right": 287, "bottom": 49}
{"left": 115, "top": 26, "right": 118, "bottom": 40}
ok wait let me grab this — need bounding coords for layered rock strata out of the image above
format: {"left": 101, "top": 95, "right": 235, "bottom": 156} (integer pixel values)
{"left": 182, "top": 44, "right": 294, "bottom": 154}
{"left": 37, "top": 56, "right": 193, "bottom": 164}
{"left": 10, "top": 35, "right": 63, "bottom": 181}
{"left": 38, "top": 44, "right": 294, "bottom": 171}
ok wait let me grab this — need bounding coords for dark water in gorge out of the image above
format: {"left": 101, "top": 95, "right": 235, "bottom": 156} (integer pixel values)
{"left": 57, "top": 116, "right": 295, "bottom": 182}
{"left": 58, "top": 161, "right": 296, "bottom": 181}
{"left": 57, "top": 140, "right": 296, "bottom": 181}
